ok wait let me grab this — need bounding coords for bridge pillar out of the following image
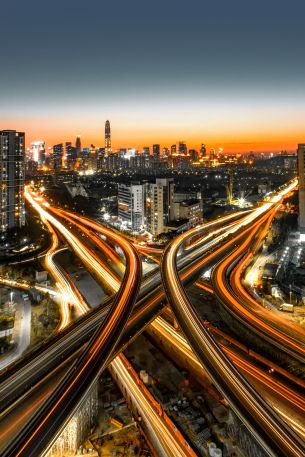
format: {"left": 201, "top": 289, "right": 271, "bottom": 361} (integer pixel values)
{"left": 45, "top": 382, "right": 98, "bottom": 456}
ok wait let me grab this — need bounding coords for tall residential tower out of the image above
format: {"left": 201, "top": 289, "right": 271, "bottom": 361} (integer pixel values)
{"left": 297, "top": 144, "right": 305, "bottom": 235}
{"left": 0, "top": 130, "right": 25, "bottom": 233}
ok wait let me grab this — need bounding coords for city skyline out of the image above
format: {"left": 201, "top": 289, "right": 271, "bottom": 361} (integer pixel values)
{"left": 1, "top": 0, "right": 305, "bottom": 153}
{"left": 19, "top": 123, "right": 303, "bottom": 155}
{"left": 1, "top": 1, "right": 305, "bottom": 453}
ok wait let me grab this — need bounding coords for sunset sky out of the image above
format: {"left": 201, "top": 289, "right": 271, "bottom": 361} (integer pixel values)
{"left": 1, "top": 0, "right": 305, "bottom": 152}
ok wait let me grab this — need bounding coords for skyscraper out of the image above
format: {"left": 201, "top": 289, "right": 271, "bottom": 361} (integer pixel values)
{"left": 0, "top": 130, "right": 25, "bottom": 233}
{"left": 171, "top": 144, "right": 177, "bottom": 156}
{"left": 52, "top": 143, "right": 63, "bottom": 170}
{"left": 66, "top": 143, "right": 77, "bottom": 169}
{"left": 178, "top": 141, "right": 187, "bottom": 156}
{"left": 153, "top": 144, "right": 160, "bottom": 159}
{"left": 143, "top": 146, "right": 150, "bottom": 157}
{"left": 105, "top": 120, "right": 111, "bottom": 157}
{"left": 162, "top": 147, "right": 169, "bottom": 158}
{"left": 189, "top": 149, "right": 199, "bottom": 162}
{"left": 200, "top": 144, "right": 207, "bottom": 158}
{"left": 30, "top": 141, "right": 45, "bottom": 165}
{"left": 75, "top": 135, "right": 81, "bottom": 156}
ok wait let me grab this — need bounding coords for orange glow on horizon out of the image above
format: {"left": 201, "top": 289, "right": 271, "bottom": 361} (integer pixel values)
{"left": 2, "top": 118, "right": 301, "bottom": 153}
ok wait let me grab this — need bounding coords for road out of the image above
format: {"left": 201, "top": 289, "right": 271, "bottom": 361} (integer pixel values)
{"left": 2, "top": 193, "right": 142, "bottom": 457}
{"left": 0, "top": 207, "right": 250, "bottom": 446}
{"left": 109, "top": 354, "right": 197, "bottom": 457}
{"left": 220, "top": 224, "right": 305, "bottom": 359}
{"left": 149, "top": 316, "right": 305, "bottom": 440}
{"left": 1, "top": 179, "right": 303, "bottom": 456}
{"left": 25, "top": 190, "right": 120, "bottom": 294}
{"left": 161, "top": 178, "right": 305, "bottom": 457}
{"left": 0, "top": 296, "right": 31, "bottom": 371}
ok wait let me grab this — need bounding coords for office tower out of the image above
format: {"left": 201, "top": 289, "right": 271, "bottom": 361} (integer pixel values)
{"left": 0, "top": 130, "right": 25, "bottom": 233}
{"left": 145, "top": 181, "right": 164, "bottom": 236}
{"left": 75, "top": 135, "right": 81, "bottom": 156}
{"left": 64, "top": 142, "right": 72, "bottom": 168}
{"left": 105, "top": 120, "right": 111, "bottom": 157}
{"left": 118, "top": 148, "right": 127, "bottom": 158}
{"left": 52, "top": 143, "right": 63, "bottom": 170}
{"left": 298, "top": 144, "right": 305, "bottom": 235}
{"left": 30, "top": 141, "right": 45, "bottom": 165}
{"left": 105, "top": 154, "right": 125, "bottom": 172}
{"left": 210, "top": 148, "right": 215, "bottom": 160}
{"left": 118, "top": 182, "right": 144, "bottom": 231}
{"left": 200, "top": 144, "right": 207, "bottom": 158}
{"left": 189, "top": 149, "right": 199, "bottom": 162}
{"left": 66, "top": 144, "right": 77, "bottom": 169}
{"left": 162, "top": 147, "right": 169, "bottom": 158}
{"left": 126, "top": 148, "right": 138, "bottom": 159}
{"left": 153, "top": 144, "right": 160, "bottom": 159}
{"left": 156, "top": 178, "right": 174, "bottom": 224}
{"left": 171, "top": 144, "right": 177, "bottom": 156}
{"left": 178, "top": 141, "right": 187, "bottom": 156}
{"left": 143, "top": 146, "right": 150, "bottom": 157}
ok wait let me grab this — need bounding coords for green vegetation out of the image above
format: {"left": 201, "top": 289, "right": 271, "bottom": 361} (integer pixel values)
{"left": 31, "top": 294, "right": 60, "bottom": 345}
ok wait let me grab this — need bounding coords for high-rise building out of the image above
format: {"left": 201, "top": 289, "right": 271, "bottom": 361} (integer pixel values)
{"left": 118, "top": 182, "right": 144, "bottom": 231}
{"left": 65, "top": 143, "right": 77, "bottom": 169}
{"left": 64, "top": 142, "right": 72, "bottom": 168}
{"left": 75, "top": 135, "right": 81, "bottom": 156}
{"left": 30, "top": 141, "right": 45, "bottom": 165}
{"left": 105, "top": 120, "right": 111, "bottom": 157}
{"left": 171, "top": 144, "right": 177, "bottom": 156}
{"left": 200, "top": 144, "right": 207, "bottom": 158}
{"left": 145, "top": 181, "right": 164, "bottom": 236}
{"left": 118, "top": 148, "right": 127, "bottom": 158}
{"left": 297, "top": 144, "right": 305, "bottom": 235}
{"left": 189, "top": 149, "right": 199, "bottom": 162}
{"left": 143, "top": 146, "right": 150, "bottom": 157}
{"left": 153, "top": 144, "right": 160, "bottom": 159}
{"left": 0, "top": 130, "right": 25, "bottom": 233}
{"left": 156, "top": 178, "right": 174, "bottom": 224}
{"left": 178, "top": 141, "right": 187, "bottom": 156}
{"left": 52, "top": 143, "right": 63, "bottom": 170}
{"left": 162, "top": 147, "right": 169, "bottom": 158}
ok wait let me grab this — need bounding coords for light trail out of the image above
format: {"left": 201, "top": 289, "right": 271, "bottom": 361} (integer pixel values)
{"left": 213, "top": 203, "right": 305, "bottom": 361}
{"left": 229, "top": 237, "right": 305, "bottom": 351}
{"left": 3, "top": 195, "right": 142, "bottom": 457}
{"left": 43, "top": 221, "right": 83, "bottom": 328}
{"left": 161, "top": 178, "right": 305, "bottom": 457}
{"left": 110, "top": 354, "right": 197, "bottom": 457}
{"left": 25, "top": 189, "right": 120, "bottom": 294}
{"left": 0, "top": 182, "right": 300, "bottom": 456}
{"left": 25, "top": 191, "right": 90, "bottom": 321}
{"left": 150, "top": 317, "right": 305, "bottom": 439}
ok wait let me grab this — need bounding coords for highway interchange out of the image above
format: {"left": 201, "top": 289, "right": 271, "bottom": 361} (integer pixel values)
{"left": 0, "top": 179, "right": 304, "bottom": 456}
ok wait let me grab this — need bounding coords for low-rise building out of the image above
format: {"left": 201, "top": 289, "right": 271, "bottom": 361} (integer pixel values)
{"left": 172, "top": 199, "right": 203, "bottom": 228}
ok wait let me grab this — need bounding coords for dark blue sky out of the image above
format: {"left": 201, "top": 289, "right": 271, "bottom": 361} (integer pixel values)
{"left": 1, "top": 0, "right": 305, "bottom": 150}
